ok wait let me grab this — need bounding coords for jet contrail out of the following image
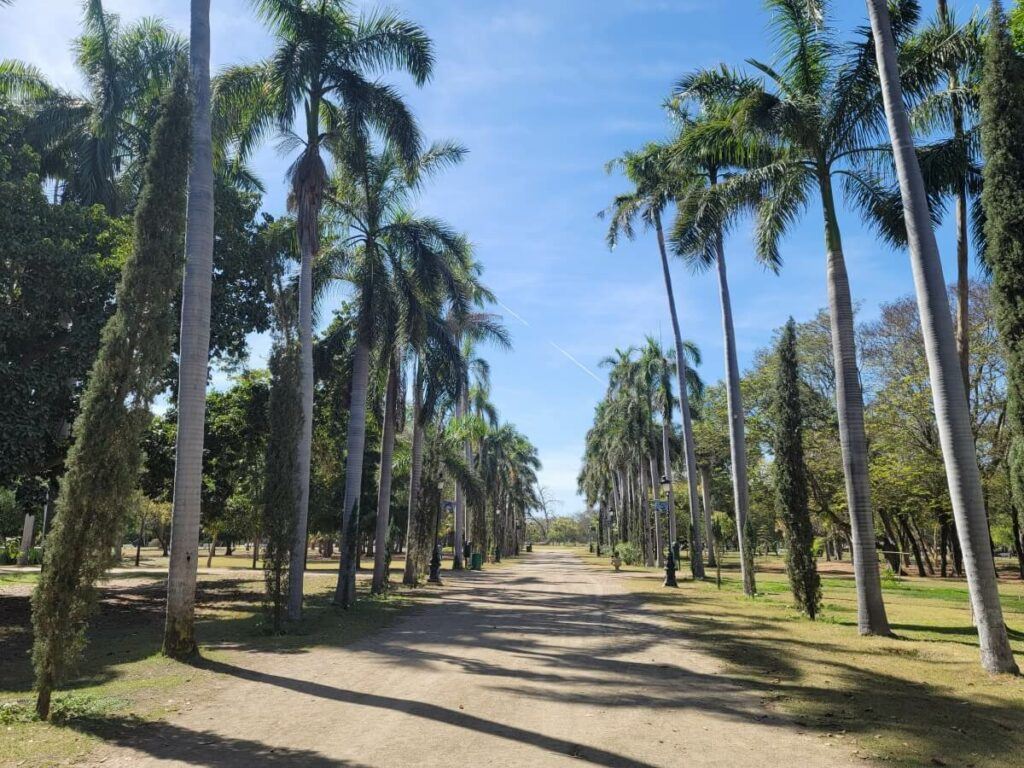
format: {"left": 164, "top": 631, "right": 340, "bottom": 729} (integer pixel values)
{"left": 496, "top": 299, "right": 530, "bottom": 327}
{"left": 548, "top": 341, "right": 603, "bottom": 383}
{"left": 497, "top": 298, "right": 602, "bottom": 384}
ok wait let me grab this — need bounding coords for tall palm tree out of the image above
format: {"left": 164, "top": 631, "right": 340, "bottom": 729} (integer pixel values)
{"left": 602, "top": 143, "right": 704, "bottom": 577}
{"left": 0, "top": 0, "right": 185, "bottom": 213}
{"left": 668, "top": 83, "right": 767, "bottom": 596}
{"left": 326, "top": 139, "right": 470, "bottom": 606}
{"left": 218, "top": 0, "right": 432, "bottom": 618}
{"left": 865, "top": 0, "right": 1018, "bottom": 673}
{"left": 674, "top": 0, "right": 938, "bottom": 633}
{"left": 162, "top": 0, "right": 214, "bottom": 659}
{"left": 917, "top": 1, "right": 985, "bottom": 395}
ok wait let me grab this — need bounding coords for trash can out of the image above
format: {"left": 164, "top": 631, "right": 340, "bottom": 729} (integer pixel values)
{"left": 470, "top": 552, "right": 484, "bottom": 570}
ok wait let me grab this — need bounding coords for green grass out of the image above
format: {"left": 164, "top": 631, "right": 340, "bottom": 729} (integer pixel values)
{"left": 578, "top": 548, "right": 1024, "bottom": 768}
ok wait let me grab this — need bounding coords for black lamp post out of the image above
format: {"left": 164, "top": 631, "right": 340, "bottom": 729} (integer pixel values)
{"left": 660, "top": 475, "right": 678, "bottom": 587}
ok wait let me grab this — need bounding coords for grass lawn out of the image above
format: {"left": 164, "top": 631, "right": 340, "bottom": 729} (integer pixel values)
{"left": 576, "top": 546, "right": 1024, "bottom": 768}
{"left": 0, "top": 553, "right": 426, "bottom": 767}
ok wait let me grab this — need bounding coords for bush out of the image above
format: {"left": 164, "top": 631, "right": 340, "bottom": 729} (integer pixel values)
{"left": 613, "top": 541, "right": 643, "bottom": 566}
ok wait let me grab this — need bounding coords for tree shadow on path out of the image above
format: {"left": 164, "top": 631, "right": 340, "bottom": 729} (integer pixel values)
{"left": 65, "top": 714, "right": 362, "bottom": 767}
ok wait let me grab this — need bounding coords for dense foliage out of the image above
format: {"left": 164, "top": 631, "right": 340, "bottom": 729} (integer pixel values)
{"left": 772, "top": 320, "right": 821, "bottom": 619}
{"left": 30, "top": 72, "right": 190, "bottom": 718}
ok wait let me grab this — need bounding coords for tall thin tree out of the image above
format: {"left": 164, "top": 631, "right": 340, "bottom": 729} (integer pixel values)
{"left": 163, "top": 0, "right": 214, "bottom": 659}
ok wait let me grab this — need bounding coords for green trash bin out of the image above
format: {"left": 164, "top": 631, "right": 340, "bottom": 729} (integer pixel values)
{"left": 470, "top": 552, "right": 484, "bottom": 570}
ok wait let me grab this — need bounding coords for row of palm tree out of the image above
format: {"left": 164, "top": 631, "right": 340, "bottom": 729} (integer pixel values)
{"left": 595, "top": 0, "right": 1017, "bottom": 673}
{"left": 4, "top": 0, "right": 543, "bottom": 702}
{"left": 579, "top": 338, "right": 705, "bottom": 572}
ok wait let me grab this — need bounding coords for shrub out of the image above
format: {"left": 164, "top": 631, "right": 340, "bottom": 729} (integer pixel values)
{"left": 614, "top": 541, "right": 643, "bottom": 566}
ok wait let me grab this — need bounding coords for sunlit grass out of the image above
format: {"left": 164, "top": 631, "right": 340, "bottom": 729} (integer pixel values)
{"left": 577, "top": 547, "right": 1024, "bottom": 767}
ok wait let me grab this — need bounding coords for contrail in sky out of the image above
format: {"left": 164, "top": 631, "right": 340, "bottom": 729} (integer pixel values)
{"left": 496, "top": 299, "right": 602, "bottom": 384}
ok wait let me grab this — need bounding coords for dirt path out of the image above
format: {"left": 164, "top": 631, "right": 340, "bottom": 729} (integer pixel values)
{"left": 87, "top": 550, "right": 861, "bottom": 767}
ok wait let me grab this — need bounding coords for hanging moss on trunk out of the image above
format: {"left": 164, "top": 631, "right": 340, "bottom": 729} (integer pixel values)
{"left": 31, "top": 70, "right": 191, "bottom": 719}
{"left": 261, "top": 340, "right": 301, "bottom": 632}
{"left": 772, "top": 319, "right": 821, "bottom": 619}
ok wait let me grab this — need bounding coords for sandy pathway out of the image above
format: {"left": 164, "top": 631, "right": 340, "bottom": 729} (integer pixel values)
{"left": 87, "top": 550, "right": 860, "bottom": 767}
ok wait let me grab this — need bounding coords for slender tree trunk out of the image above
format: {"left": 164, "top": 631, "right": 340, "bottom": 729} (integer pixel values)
{"left": 936, "top": 0, "right": 973, "bottom": 403}
{"left": 654, "top": 212, "right": 703, "bottom": 577}
{"left": 372, "top": 356, "right": 399, "bottom": 594}
{"left": 135, "top": 513, "right": 145, "bottom": 567}
{"left": 404, "top": 374, "right": 425, "bottom": 586}
{"left": 1010, "top": 501, "right": 1024, "bottom": 579}
{"left": 818, "top": 169, "right": 891, "bottom": 635}
{"left": 698, "top": 464, "right": 717, "bottom": 568}
{"left": 206, "top": 532, "right": 216, "bottom": 568}
{"left": 164, "top": 0, "right": 213, "bottom": 657}
{"left": 868, "top": 0, "right": 1018, "bottom": 672}
{"left": 453, "top": 388, "right": 467, "bottom": 570}
{"left": 713, "top": 206, "right": 755, "bottom": 593}
{"left": 661, "top": 421, "right": 677, "bottom": 547}
{"left": 17, "top": 514, "right": 35, "bottom": 566}
{"left": 649, "top": 454, "right": 663, "bottom": 567}
{"left": 334, "top": 336, "right": 371, "bottom": 608}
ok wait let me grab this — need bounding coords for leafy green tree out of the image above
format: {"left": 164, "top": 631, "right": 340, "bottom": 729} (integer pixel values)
{"left": 773, "top": 319, "right": 821, "bottom": 619}
{"left": 979, "top": 0, "right": 1024, "bottom": 670}
{"left": 31, "top": 71, "right": 190, "bottom": 718}
{"left": 0, "top": 106, "right": 127, "bottom": 487}
{"left": 262, "top": 342, "right": 301, "bottom": 632}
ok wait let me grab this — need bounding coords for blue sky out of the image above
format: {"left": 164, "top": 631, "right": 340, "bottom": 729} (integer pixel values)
{"left": 2, "top": 0, "right": 982, "bottom": 513}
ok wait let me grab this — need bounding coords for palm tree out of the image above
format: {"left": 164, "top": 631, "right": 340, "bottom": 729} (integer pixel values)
{"left": 668, "top": 83, "right": 767, "bottom": 596}
{"left": 673, "top": 1, "right": 937, "bottom": 634}
{"left": 865, "top": 0, "right": 1017, "bottom": 673}
{"left": 450, "top": 310, "right": 510, "bottom": 569}
{"left": 602, "top": 143, "right": 704, "bottom": 577}
{"left": 912, "top": 1, "right": 985, "bottom": 395}
{"left": 218, "top": 0, "right": 432, "bottom": 619}
{"left": 326, "top": 139, "right": 470, "bottom": 605}
{"left": 162, "top": 0, "right": 214, "bottom": 659}
{"left": 639, "top": 337, "right": 704, "bottom": 563}
{"left": 0, "top": 0, "right": 185, "bottom": 213}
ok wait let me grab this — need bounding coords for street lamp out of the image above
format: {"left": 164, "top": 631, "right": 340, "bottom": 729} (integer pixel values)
{"left": 660, "top": 475, "right": 678, "bottom": 587}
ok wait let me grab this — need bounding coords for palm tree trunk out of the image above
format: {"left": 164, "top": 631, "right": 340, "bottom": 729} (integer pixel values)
{"left": 403, "top": 373, "right": 425, "bottom": 586}
{"left": 654, "top": 212, "right": 703, "bottom": 578}
{"left": 867, "top": 0, "right": 1017, "bottom": 671}
{"left": 334, "top": 335, "right": 371, "bottom": 608}
{"left": 648, "top": 454, "right": 664, "bottom": 567}
{"left": 819, "top": 169, "right": 891, "bottom": 635}
{"left": 661, "top": 421, "right": 676, "bottom": 546}
{"left": 698, "top": 464, "right": 717, "bottom": 568}
{"left": 453, "top": 388, "right": 468, "bottom": 569}
{"left": 938, "top": 0, "right": 972, "bottom": 402}
{"left": 163, "top": 0, "right": 213, "bottom": 657}
{"left": 372, "top": 355, "right": 400, "bottom": 594}
{"left": 714, "top": 233, "right": 755, "bottom": 594}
